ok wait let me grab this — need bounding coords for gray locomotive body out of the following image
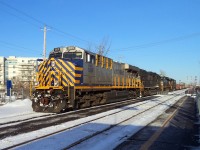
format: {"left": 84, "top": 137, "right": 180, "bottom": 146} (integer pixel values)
{"left": 32, "top": 46, "right": 175, "bottom": 113}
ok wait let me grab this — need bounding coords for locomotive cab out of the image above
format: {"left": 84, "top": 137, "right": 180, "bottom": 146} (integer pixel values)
{"left": 32, "top": 46, "right": 85, "bottom": 112}
{"left": 49, "top": 46, "right": 84, "bottom": 60}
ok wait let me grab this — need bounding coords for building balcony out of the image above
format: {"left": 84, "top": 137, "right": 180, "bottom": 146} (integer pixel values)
{"left": 18, "top": 69, "right": 34, "bottom": 71}
{"left": 18, "top": 63, "right": 36, "bottom": 66}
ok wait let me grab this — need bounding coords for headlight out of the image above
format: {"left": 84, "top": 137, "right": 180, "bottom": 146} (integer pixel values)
{"left": 35, "top": 82, "right": 39, "bottom": 86}
{"left": 44, "top": 94, "right": 50, "bottom": 97}
{"left": 54, "top": 80, "right": 59, "bottom": 86}
{"left": 34, "top": 98, "right": 38, "bottom": 102}
{"left": 51, "top": 61, "right": 55, "bottom": 67}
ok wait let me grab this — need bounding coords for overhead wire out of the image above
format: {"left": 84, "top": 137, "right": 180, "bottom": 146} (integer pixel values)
{"left": 0, "top": 8, "right": 41, "bottom": 29}
{"left": 0, "top": 40, "right": 42, "bottom": 56}
{"left": 0, "top": 1, "right": 200, "bottom": 54}
{"left": 0, "top": 1, "right": 45, "bottom": 26}
{"left": 111, "top": 32, "right": 200, "bottom": 51}
{"left": 0, "top": 40, "right": 40, "bottom": 52}
{"left": 0, "top": 1, "right": 92, "bottom": 44}
{"left": 0, "top": 0, "right": 95, "bottom": 57}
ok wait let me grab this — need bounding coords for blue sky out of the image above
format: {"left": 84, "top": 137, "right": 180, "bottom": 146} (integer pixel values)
{"left": 0, "top": 0, "right": 200, "bottom": 84}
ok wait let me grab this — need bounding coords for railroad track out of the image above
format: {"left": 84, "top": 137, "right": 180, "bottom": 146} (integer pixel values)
{"left": 66, "top": 94, "right": 183, "bottom": 150}
{"left": 0, "top": 93, "right": 185, "bottom": 150}
{"left": 138, "top": 96, "right": 187, "bottom": 150}
{"left": 115, "top": 93, "right": 193, "bottom": 150}
{"left": 0, "top": 112, "right": 54, "bottom": 126}
{"left": 0, "top": 96, "right": 158, "bottom": 140}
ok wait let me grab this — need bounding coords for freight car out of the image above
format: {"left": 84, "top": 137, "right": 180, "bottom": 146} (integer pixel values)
{"left": 139, "top": 69, "right": 160, "bottom": 96}
{"left": 160, "top": 76, "right": 176, "bottom": 92}
{"left": 32, "top": 46, "right": 175, "bottom": 113}
{"left": 176, "top": 82, "right": 186, "bottom": 90}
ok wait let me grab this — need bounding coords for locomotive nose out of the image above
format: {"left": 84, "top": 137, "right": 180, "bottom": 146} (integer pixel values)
{"left": 40, "top": 97, "right": 50, "bottom": 105}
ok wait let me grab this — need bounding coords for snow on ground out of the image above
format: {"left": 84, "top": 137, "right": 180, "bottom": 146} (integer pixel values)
{"left": 71, "top": 94, "right": 184, "bottom": 150}
{"left": 0, "top": 99, "right": 47, "bottom": 124}
{"left": 0, "top": 99, "right": 33, "bottom": 118}
{"left": 0, "top": 90, "right": 187, "bottom": 150}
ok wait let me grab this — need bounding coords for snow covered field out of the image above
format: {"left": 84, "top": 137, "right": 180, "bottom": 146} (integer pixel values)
{"left": 0, "top": 99, "right": 35, "bottom": 118}
{"left": 0, "top": 99, "right": 48, "bottom": 124}
{"left": 0, "top": 90, "right": 186, "bottom": 150}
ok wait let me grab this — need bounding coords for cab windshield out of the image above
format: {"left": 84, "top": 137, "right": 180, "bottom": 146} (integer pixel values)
{"left": 49, "top": 53, "right": 62, "bottom": 59}
{"left": 63, "top": 52, "right": 82, "bottom": 59}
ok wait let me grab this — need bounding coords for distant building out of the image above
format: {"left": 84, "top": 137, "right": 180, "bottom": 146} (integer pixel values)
{"left": 0, "top": 56, "right": 41, "bottom": 89}
{"left": 0, "top": 57, "right": 6, "bottom": 89}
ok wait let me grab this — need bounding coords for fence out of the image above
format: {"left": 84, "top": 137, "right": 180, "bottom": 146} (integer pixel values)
{"left": 193, "top": 87, "right": 200, "bottom": 145}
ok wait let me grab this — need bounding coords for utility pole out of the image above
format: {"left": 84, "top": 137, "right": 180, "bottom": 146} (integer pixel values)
{"left": 43, "top": 25, "right": 47, "bottom": 60}
{"left": 42, "top": 25, "right": 49, "bottom": 60}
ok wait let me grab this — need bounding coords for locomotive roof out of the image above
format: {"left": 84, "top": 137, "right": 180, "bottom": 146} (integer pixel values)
{"left": 51, "top": 46, "right": 94, "bottom": 54}
{"left": 123, "top": 63, "right": 140, "bottom": 72}
{"left": 50, "top": 46, "right": 176, "bottom": 82}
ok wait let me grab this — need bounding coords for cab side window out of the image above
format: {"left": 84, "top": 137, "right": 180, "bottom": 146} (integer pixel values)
{"left": 86, "top": 53, "right": 95, "bottom": 64}
{"left": 86, "top": 53, "right": 91, "bottom": 63}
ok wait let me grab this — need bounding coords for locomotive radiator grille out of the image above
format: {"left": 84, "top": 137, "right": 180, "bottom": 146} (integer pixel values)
{"left": 36, "top": 58, "right": 83, "bottom": 89}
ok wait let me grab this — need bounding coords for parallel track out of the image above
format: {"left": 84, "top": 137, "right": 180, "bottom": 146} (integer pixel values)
{"left": 2, "top": 94, "right": 181, "bottom": 150}
{"left": 0, "top": 96, "right": 158, "bottom": 140}
{"left": 65, "top": 95, "right": 182, "bottom": 150}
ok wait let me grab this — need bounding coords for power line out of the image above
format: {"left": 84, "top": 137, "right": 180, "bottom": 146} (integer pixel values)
{"left": 1, "top": 1, "right": 200, "bottom": 54}
{"left": 0, "top": 1, "right": 45, "bottom": 26}
{"left": 111, "top": 32, "right": 200, "bottom": 51}
{"left": 0, "top": 40, "right": 41, "bottom": 53}
{"left": 0, "top": 8, "right": 41, "bottom": 29}
{"left": 49, "top": 26, "right": 91, "bottom": 43}
{"left": 0, "top": 1, "right": 92, "bottom": 44}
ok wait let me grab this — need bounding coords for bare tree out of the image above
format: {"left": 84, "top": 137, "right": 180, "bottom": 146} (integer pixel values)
{"left": 12, "top": 76, "right": 31, "bottom": 98}
{"left": 88, "top": 36, "right": 111, "bottom": 56}
{"left": 160, "top": 70, "right": 166, "bottom": 77}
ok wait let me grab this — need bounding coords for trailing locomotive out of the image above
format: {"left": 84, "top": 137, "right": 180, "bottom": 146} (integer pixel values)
{"left": 32, "top": 46, "right": 175, "bottom": 113}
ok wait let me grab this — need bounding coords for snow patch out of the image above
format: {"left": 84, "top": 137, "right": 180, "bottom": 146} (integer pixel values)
{"left": 0, "top": 99, "right": 33, "bottom": 118}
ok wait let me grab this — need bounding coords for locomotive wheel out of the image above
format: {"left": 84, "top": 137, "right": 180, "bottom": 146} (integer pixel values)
{"left": 53, "top": 99, "right": 66, "bottom": 113}
{"left": 43, "top": 106, "right": 54, "bottom": 113}
{"left": 133, "top": 91, "right": 137, "bottom": 99}
{"left": 74, "top": 99, "right": 82, "bottom": 110}
{"left": 32, "top": 100, "right": 42, "bottom": 112}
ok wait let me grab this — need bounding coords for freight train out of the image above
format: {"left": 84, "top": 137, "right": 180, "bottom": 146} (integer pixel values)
{"left": 32, "top": 46, "right": 176, "bottom": 113}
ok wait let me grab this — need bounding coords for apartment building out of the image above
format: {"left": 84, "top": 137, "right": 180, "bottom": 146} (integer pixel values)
{"left": 0, "top": 56, "right": 40, "bottom": 89}
{"left": 0, "top": 57, "right": 6, "bottom": 89}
